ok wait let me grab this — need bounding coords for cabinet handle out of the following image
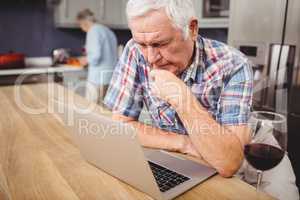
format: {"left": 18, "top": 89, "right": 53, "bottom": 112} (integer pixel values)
{"left": 100, "top": 0, "right": 105, "bottom": 21}
{"left": 65, "top": 0, "right": 69, "bottom": 18}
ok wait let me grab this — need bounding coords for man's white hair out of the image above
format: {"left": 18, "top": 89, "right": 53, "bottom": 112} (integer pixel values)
{"left": 126, "top": 0, "right": 197, "bottom": 39}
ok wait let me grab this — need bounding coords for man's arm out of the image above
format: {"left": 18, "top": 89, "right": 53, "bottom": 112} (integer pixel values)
{"left": 175, "top": 92, "right": 251, "bottom": 177}
{"left": 149, "top": 69, "right": 252, "bottom": 177}
{"left": 112, "top": 103, "right": 249, "bottom": 178}
{"left": 112, "top": 114, "right": 201, "bottom": 157}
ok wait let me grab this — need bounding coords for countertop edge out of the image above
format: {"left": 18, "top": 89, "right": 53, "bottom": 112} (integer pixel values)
{"left": 0, "top": 65, "right": 85, "bottom": 76}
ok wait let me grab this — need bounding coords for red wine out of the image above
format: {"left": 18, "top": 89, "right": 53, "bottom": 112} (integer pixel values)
{"left": 244, "top": 143, "right": 284, "bottom": 171}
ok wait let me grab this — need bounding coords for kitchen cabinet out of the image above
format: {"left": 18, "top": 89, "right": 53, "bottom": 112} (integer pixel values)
{"left": 54, "top": 0, "right": 229, "bottom": 29}
{"left": 193, "top": 0, "right": 230, "bottom": 28}
{"left": 54, "top": 0, "right": 128, "bottom": 29}
{"left": 101, "top": 0, "right": 128, "bottom": 29}
{"left": 54, "top": 0, "right": 105, "bottom": 28}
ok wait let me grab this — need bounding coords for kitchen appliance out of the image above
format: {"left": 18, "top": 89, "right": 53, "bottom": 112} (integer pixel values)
{"left": 51, "top": 48, "right": 70, "bottom": 66}
{"left": 203, "top": 0, "right": 230, "bottom": 18}
{"left": 228, "top": 0, "right": 300, "bottom": 188}
{"left": 0, "top": 52, "right": 25, "bottom": 69}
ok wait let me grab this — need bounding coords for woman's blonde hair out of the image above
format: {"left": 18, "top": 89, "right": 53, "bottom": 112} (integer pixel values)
{"left": 76, "top": 9, "right": 97, "bottom": 22}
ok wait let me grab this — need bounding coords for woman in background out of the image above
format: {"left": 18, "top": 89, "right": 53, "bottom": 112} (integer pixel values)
{"left": 77, "top": 9, "right": 118, "bottom": 104}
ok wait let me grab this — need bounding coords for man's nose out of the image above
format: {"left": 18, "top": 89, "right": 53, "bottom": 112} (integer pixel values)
{"left": 147, "top": 46, "right": 161, "bottom": 65}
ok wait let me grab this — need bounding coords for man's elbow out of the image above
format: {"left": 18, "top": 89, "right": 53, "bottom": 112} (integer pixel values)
{"left": 216, "top": 157, "right": 243, "bottom": 178}
{"left": 217, "top": 165, "right": 239, "bottom": 178}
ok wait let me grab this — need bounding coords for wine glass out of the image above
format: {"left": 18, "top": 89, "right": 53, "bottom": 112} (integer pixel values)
{"left": 245, "top": 111, "right": 287, "bottom": 191}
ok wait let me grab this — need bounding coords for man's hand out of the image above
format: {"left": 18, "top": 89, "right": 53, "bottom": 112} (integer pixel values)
{"left": 112, "top": 114, "right": 190, "bottom": 153}
{"left": 149, "top": 69, "right": 188, "bottom": 108}
{"left": 149, "top": 69, "right": 203, "bottom": 158}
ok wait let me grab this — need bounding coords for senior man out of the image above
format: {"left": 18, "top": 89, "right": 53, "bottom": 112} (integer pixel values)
{"left": 104, "top": 0, "right": 299, "bottom": 199}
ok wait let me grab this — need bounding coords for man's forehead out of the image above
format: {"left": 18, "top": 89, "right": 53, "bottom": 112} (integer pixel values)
{"left": 132, "top": 31, "right": 163, "bottom": 43}
{"left": 130, "top": 20, "right": 176, "bottom": 44}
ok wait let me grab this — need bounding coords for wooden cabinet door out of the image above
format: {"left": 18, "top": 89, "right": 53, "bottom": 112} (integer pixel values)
{"left": 102, "top": 0, "right": 128, "bottom": 29}
{"left": 55, "top": 0, "right": 105, "bottom": 28}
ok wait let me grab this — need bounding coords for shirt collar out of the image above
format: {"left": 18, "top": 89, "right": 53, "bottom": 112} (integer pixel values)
{"left": 181, "top": 36, "right": 204, "bottom": 83}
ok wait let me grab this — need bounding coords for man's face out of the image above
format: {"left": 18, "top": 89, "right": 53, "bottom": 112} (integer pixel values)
{"left": 129, "top": 9, "right": 197, "bottom": 75}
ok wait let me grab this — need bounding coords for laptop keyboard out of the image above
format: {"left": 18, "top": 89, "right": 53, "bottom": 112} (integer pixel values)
{"left": 148, "top": 161, "right": 190, "bottom": 192}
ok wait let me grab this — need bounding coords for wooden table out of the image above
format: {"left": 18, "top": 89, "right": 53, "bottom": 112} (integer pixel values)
{"left": 0, "top": 83, "right": 274, "bottom": 200}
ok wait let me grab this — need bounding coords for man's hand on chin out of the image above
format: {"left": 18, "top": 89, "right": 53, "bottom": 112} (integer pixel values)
{"left": 149, "top": 69, "right": 190, "bottom": 109}
{"left": 149, "top": 69, "right": 203, "bottom": 159}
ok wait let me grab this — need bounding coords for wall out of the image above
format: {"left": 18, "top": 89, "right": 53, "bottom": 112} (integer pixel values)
{"left": 0, "top": 0, "right": 227, "bottom": 57}
{"left": 0, "top": 0, "right": 85, "bottom": 57}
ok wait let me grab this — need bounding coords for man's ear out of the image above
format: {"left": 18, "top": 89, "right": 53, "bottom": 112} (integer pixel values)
{"left": 189, "top": 18, "right": 199, "bottom": 41}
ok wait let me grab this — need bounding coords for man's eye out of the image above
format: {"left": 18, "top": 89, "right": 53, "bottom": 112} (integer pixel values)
{"left": 154, "top": 42, "right": 169, "bottom": 48}
{"left": 139, "top": 44, "right": 147, "bottom": 48}
{"left": 152, "top": 43, "right": 161, "bottom": 48}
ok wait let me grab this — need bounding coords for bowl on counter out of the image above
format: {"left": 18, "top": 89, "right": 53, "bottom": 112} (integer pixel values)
{"left": 0, "top": 53, "right": 25, "bottom": 69}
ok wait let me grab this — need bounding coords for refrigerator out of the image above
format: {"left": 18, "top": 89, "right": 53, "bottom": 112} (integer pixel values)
{"left": 228, "top": 0, "right": 300, "bottom": 188}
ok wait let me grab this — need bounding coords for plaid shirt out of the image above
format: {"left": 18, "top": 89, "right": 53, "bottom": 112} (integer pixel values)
{"left": 104, "top": 36, "right": 253, "bottom": 134}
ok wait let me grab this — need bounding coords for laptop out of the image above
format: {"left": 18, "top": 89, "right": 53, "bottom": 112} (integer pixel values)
{"left": 54, "top": 100, "right": 216, "bottom": 200}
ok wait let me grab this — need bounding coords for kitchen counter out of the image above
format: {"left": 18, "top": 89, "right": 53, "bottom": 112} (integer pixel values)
{"left": 0, "top": 64, "right": 87, "bottom": 87}
{"left": 0, "top": 64, "right": 85, "bottom": 76}
{"left": 0, "top": 83, "right": 274, "bottom": 200}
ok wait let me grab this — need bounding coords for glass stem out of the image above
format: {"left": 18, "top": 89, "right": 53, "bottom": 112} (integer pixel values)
{"left": 256, "top": 170, "right": 263, "bottom": 191}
